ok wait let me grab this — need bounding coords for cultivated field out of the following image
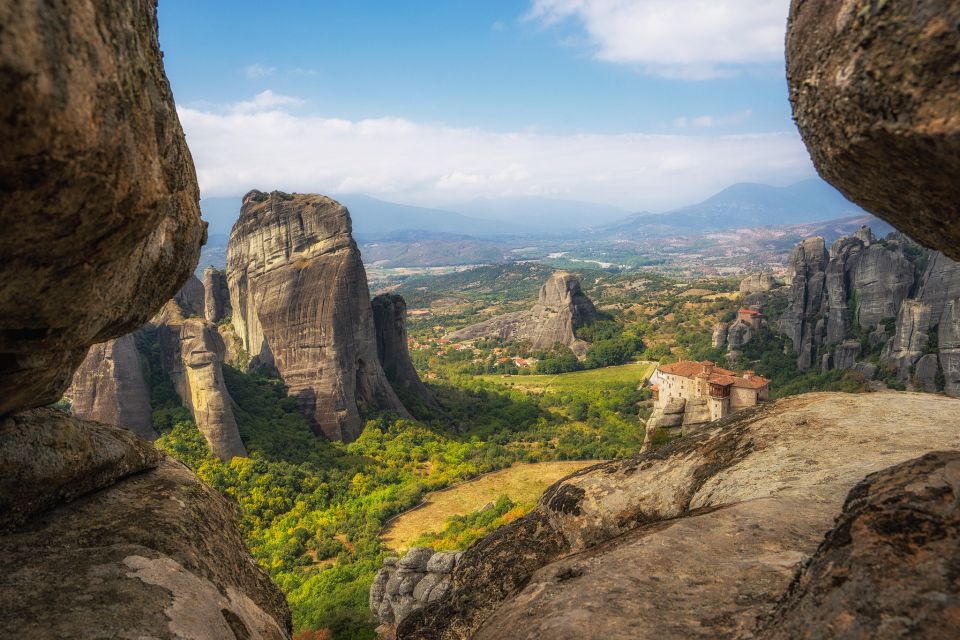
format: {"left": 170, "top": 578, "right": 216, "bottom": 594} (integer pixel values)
{"left": 477, "top": 361, "right": 657, "bottom": 394}
{"left": 380, "top": 460, "right": 600, "bottom": 551}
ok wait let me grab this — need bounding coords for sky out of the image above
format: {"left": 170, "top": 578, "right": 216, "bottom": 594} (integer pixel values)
{"left": 158, "top": 0, "right": 814, "bottom": 213}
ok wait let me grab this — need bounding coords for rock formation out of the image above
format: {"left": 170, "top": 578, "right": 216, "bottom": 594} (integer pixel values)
{"left": 66, "top": 334, "right": 157, "bottom": 440}
{"left": 372, "top": 294, "right": 436, "bottom": 408}
{"left": 939, "top": 299, "right": 960, "bottom": 397}
{"left": 711, "top": 322, "right": 728, "bottom": 349}
{"left": 0, "top": 0, "right": 207, "bottom": 416}
{"left": 780, "top": 236, "right": 829, "bottom": 370}
{"left": 779, "top": 229, "right": 938, "bottom": 378}
{"left": 787, "top": 0, "right": 960, "bottom": 261}
{"left": 756, "top": 451, "right": 960, "bottom": 639}
{"left": 739, "top": 272, "right": 776, "bottom": 295}
{"left": 227, "top": 190, "right": 408, "bottom": 441}
{"left": 175, "top": 274, "right": 206, "bottom": 317}
{"left": 446, "top": 272, "right": 599, "bottom": 357}
{"left": 396, "top": 392, "right": 960, "bottom": 640}
{"left": 203, "top": 266, "right": 232, "bottom": 324}
{"left": 0, "top": 4, "right": 289, "bottom": 636}
{"left": 370, "top": 547, "right": 461, "bottom": 636}
{"left": 0, "top": 409, "right": 289, "bottom": 638}
{"left": 154, "top": 300, "right": 247, "bottom": 460}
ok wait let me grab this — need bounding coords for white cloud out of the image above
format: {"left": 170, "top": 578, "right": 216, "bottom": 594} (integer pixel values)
{"left": 229, "top": 90, "right": 305, "bottom": 114}
{"left": 672, "top": 109, "right": 753, "bottom": 129}
{"left": 527, "top": 0, "right": 790, "bottom": 78}
{"left": 244, "top": 63, "right": 276, "bottom": 79}
{"left": 178, "top": 94, "right": 812, "bottom": 211}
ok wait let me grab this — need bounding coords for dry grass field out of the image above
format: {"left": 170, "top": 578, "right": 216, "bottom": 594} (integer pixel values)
{"left": 380, "top": 460, "right": 600, "bottom": 551}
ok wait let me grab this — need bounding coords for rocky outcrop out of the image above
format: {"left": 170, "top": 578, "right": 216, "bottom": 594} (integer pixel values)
{"left": 786, "top": 0, "right": 960, "bottom": 262}
{"left": 66, "top": 334, "right": 156, "bottom": 440}
{"left": 0, "top": 0, "right": 206, "bottom": 417}
{"left": 0, "top": 409, "right": 290, "bottom": 638}
{"left": 882, "top": 300, "right": 933, "bottom": 381}
{"left": 757, "top": 451, "right": 960, "bottom": 639}
{"left": 780, "top": 237, "right": 829, "bottom": 370}
{"left": 917, "top": 251, "right": 960, "bottom": 326}
{"left": 175, "top": 274, "right": 206, "bottom": 317}
{"left": 372, "top": 294, "right": 436, "bottom": 409}
{"left": 781, "top": 229, "right": 926, "bottom": 373}
{"left": 739, "top": 272, "right": 776, "bottom": 295}
{"left": 711, "top": 322, "right": 728, "bottom": 349}
{"left": 939, "top": 299, "right": 960, "bottom": 397}
{"left": 203, "top": 266, "right": 231, "bottom": 324}
{"left": 155, "top": 301, "right": 246, "bottom": 461}
{"left": 447, "top": 272, "right": 599, "bottom": 357}
{"left": 398, "top": 392, "right": 960, "bottom": 640}
{"left": 227, "top": 190, "right": 408, "bottom": 441}
{"left": 371, "top": 547, "right": 461, "bottom": 636}
{"left": 913, "top": 353, "right": 940, "bottom": 393}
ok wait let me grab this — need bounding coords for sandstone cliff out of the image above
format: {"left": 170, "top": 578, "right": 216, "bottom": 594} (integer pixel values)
{"left": 66, "top": 334, "right": 157, "bottom": 441}
{"left": 396, "top": 393, "right": 960, "bottom": 639}
{"left": 203, "top": 266, "right": 232, "bottom": 324}
{"left": 372, "top": 294, "right": 436, "bottom": 409}
{"left": 0, "top": 4, "right": 289, "bottom": 636}
{"left": 227, "top": 190, "right": 409, "bottom": 441}
{"left": 446, "top": 272, "right": 599, "bottom": 356}
{"left": 739, "top": 272, "right": 776, "bottom": 295}
{"left": 787, "top": 0, "right": 960, "bottom": 261}
{"left": 155, "top": 301, "right": 247, "bottom": 461}
{"left": 0, "top": 0, "right": 207, "bottom": 416}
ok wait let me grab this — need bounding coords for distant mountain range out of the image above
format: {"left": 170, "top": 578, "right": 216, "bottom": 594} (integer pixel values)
{"left": 603, "top": 179, "right": 867, "bottom": 236}
{"left": 201, "top": 178, "right": 869, "bottom": 240}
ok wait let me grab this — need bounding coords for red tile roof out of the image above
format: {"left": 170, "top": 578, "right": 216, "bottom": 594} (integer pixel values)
{"left": 657, "top": 360, "right": 769, "bottom": 389}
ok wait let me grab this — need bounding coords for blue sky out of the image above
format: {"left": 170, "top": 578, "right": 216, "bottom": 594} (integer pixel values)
{"left": 158, "top": 0, "right": 812, "bottom": 211}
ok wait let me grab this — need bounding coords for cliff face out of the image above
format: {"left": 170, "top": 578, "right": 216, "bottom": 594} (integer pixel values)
{"left": 0, "top": 0, "right": 206, "bottom": 416}
{"left": 372, "top": 294, "right": 436, "bottom": 409}
{"left": 66, "top": 334, "right": 157, "bottom": 441}
{"left": 203, "top": 266, "right": 232, "bottom": 324}
{"left": 397, "top": 393, "right": 960, "bottom": 640}
{"left": 446, "top": 272, "right": 599, "bottom": 356}
{"left": 780, "top": 229, "right": 934, "bottom": 376}
{"left": 787, "top": 0, "right": 960, "bottom": 261}
{"left": 780, "top": 237, "right": 829, "bottom": 370}
{"left": 227, "top": 190, "right": 408, "bottom": 441}
{"left": 0, "top": 2, "right": 289, "bottom": 636}
{"left": 155, "top": 301, "right": 247, "bottom": 461}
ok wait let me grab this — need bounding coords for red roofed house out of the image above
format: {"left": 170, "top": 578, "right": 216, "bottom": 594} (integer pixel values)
{"left": 649, "top": 360, "right": 769, "bottom": 423}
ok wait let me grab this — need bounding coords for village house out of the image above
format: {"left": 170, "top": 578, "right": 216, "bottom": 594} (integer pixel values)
{"left": 649, "top": 360, "right": 770, "bottom": 423}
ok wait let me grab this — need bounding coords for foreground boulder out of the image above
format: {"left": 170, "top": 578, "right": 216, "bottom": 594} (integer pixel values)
{"left": 372, "top": 293, "right": 436, "bottom": 409}
{"left": 227, "top": 190, "right": 409, "bottom": 441}
{"left": 446, "top": 272, "right": 599, "bottom": 357}
{"left": 0, "top": 3, "right": 288, "bottom": 637}
{"left": 0, "top": 0, "right": 206, "bottom": 415}
{"left": 0, "top": 409, "right": 290, "bottom": 638}
{"left": 757, "top": 450, "right": 960, "bottom": 639}
{"left": 786, "top": 0, "right": 960, "bottom": 261}
{"left": 397, "top": 392, "right": 960, "bottom": 639}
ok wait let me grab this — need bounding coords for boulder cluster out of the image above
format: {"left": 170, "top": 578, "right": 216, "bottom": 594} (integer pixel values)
{"left": 370, "top": 546, "right": 461, "bottom": 637}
